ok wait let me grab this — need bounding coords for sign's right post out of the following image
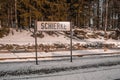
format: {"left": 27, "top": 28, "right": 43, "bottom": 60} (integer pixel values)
{"left": 70, "top": 22, "right": 72, "bottom": 62}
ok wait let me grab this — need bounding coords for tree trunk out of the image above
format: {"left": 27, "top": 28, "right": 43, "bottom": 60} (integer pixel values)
{"left": 0, "top": 20, "right": 1, "bottom": 28}
{"left": 101, "top": 0, "right": 104, "bottom": 30}
{"left": 97, "top": 0, "right": 100, "bottom": 29}
{"left": 89, "top": 0, "right": 91, "bottom": 28}
{"left": 118, "top": 13, "right": 120, "bottom": 29}
{"left": 15, "top": 0, "right": 18, "bottom": 31}
{"left": 10, "top": 7, "right": 14, "bottom": 28}
{"left": 28, "top": 0, "right": 31, "bottom": 29}
{"left": 105, "top": 0, "right": 108, "bottom": 39}
{"left": 7, "top": 8, "right": 10, "bottom": 28}
{"left": 105, "top": 0, "right": 108, "bottom": 31}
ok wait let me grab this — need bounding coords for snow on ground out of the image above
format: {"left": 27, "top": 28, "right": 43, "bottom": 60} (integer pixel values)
{"left": 0, "top": 53, "right": 120, "bottom": 73}
{"left": 0, "top": 30, "right": 71, "bottom": 45}
{"left": 1, "top": 55, "right": 120, "bottom": 80}
{"left": 0, "top": 30, "right": 120, "bottom": 46}
{"left": 5, "top": 65, "right": 120, "bottom": 80}
{"left": 26, "top": 66, "right": 120, "bottom": 80}
{"left": 0, "top": 49, "right": 120, "bottom": 62}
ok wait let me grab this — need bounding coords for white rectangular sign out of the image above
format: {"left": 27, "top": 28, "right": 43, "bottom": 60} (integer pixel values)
{"left": 37, "top": 21, "right": 70, "bottom": 31}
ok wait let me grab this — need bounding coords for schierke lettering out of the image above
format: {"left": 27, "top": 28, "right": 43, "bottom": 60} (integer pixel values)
{"left": 41, "top": 23, "right": 67, "bottom": 30}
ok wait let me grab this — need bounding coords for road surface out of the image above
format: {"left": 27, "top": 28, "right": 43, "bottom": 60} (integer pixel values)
{"left": 2, "top": 65, "right": 120, "bottom": 80}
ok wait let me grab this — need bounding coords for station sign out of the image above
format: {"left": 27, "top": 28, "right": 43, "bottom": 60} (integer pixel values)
{"left": 37, "top": 21, "right": 70, "bottom": 31}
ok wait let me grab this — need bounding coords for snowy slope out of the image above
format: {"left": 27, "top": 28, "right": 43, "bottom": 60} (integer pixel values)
{"left": 0, "top": 29, "right": 120, "bottom": 46}
{"left": 0, "top": 30, "right": 72, "bottom": 45}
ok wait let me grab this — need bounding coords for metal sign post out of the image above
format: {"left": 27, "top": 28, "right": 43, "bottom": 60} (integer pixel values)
{"left": 35, "top": 20, "right": 38, "bottom": 65}
{"left": 70, "top": 22, "right": 72, "bottom": 62}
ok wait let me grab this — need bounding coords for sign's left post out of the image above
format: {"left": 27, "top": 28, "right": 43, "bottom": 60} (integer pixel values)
{"left": 35, "top": 20, "right": 38, "bottom": 65}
